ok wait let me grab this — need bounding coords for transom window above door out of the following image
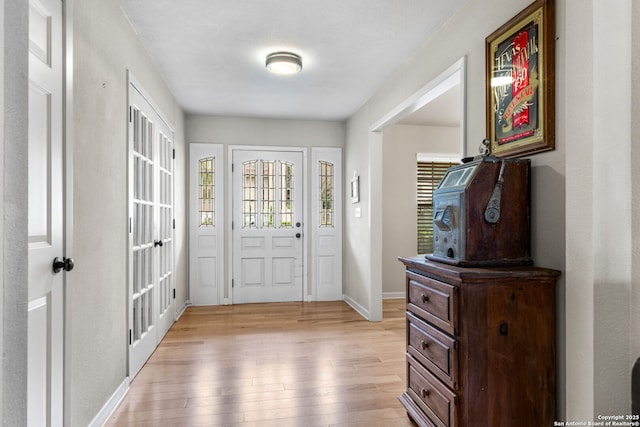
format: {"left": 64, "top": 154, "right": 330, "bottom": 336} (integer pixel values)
{"left": 242, "top": 159, "right": 295, "bottom": 229}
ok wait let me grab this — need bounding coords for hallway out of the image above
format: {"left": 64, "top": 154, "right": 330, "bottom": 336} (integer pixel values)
{"left": 105, "top": 300, "right": 413, "bottom": 426}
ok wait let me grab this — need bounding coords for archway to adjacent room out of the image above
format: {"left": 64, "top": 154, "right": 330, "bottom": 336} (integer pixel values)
{"left": 368, "top": 56, "right": 467, "bottom": 321}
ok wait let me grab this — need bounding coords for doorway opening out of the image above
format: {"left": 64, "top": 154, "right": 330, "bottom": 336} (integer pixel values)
{"left": 231, "top": 148, "right": 305, "bottom": 303}
{"left": 369, "top": 56, "right": 467, "bottom": 320}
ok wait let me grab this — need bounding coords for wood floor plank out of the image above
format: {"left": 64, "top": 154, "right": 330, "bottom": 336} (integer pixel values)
{"left": 105, "top": 300, "right": 414, "bottom": 426}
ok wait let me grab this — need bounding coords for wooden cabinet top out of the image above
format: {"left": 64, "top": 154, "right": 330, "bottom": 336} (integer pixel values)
{"left": 399, "top": 256, "right": 561, "bottom": 283}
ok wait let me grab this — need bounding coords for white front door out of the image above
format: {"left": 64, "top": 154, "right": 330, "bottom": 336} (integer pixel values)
{"left": 128, "top": 80, "right": 175, "bottom": 379}
{"left": 232, "top": 149, "right": 304, "bottom": 303}
{"left": 189, "top": 144, "right": 224, "bottom": 305}
{"left": 27, "top": 0, "right": 65, "bottom": 424}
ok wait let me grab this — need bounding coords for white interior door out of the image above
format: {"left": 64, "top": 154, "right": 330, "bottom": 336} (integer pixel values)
{"left": 189, "top": 144, "right": 224, "bottom": 305}
{"left": 232, "top": 149, "right": 304, "bottom": 303}
{"left": 27, "top": 0, "right": 65, "bottom": 424}
{"left": 128, "top": 80, "right": 175, "bottom": 379}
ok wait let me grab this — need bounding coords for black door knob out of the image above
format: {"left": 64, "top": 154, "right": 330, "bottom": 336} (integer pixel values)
{"left": 154, "top": 240, "right": 163, "bottom": 247}
{"left": 295, "top": 233, "right": 301, "bottom": 239}
{"left": 53, "top": 257, "right": 74, "bottom": 274}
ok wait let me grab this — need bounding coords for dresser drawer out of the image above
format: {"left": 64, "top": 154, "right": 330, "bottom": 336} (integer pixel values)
{"left": 407, "top": 271, "right": 457, "bottom": 335}
{"left": 407, "top": 312, "right": 458, "bottom": 390}
{"left": 407, "top": 355, "right": 457, "bottom": 427}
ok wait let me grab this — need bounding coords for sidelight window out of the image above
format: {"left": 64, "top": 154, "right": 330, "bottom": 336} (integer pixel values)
{"left": 319, "top": 161, "right": 334, "bottom": 227}
{"left": 198, "top": 157, "right": 215, "bottom": 227}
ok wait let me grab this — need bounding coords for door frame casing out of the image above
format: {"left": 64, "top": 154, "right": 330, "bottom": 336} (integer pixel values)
{"left": 227, "top": 146, "right": 309, "bottom": 303}
{"left": 2, "top": 0, "right": 37, "bottom": 424}
{"left": 63, "top": 0, "right": 74, "bottom": 423}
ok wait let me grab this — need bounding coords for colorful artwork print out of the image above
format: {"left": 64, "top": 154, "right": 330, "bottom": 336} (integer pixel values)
{"left": 491, "top": 19, "right": 540, "bottom": 145}
{"left": 485, "top": 0, "right": 554, "bottom": 158}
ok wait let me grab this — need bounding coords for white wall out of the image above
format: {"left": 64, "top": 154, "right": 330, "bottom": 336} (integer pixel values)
{"left": 0, "top": 0, "right": 28, "bottom": 424}
{"left": 186, "top": 115, "right": 345, "bottom": 301}
{"left": 187, "top": 116, "right": 345, "bottom": 149}
{"left": 0, "top": 2, "right": 4, "bottom": 419}
{"left": 632, "top": 0, "right": 640, "bottom": 393}
{"left": 344, "top": 111, "right": 375, "bottom": 316}
{"left": 345, "top": 0, "right": 638, "bottom": 419}
{"left": 381, "top": 125, "right": 459, "bottom": 296}
{"left": 71, "top": 0, "right": 186, "bottom": 424}
{"left": 565, "top": 0, "right": 634, "bottom": 418}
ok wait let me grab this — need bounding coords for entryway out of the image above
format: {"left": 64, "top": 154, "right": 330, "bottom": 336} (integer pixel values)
{"left": 188, "top": 145, "right": 343, "bottom": 306}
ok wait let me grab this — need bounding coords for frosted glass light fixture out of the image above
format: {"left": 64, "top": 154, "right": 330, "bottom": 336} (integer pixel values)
{"left": 266, "top": 52, "right": 302, "bottom": 75}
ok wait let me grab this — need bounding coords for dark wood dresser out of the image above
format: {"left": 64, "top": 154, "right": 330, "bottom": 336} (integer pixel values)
{"left": 398, "top": 256, "right": 560, "bottom": 427}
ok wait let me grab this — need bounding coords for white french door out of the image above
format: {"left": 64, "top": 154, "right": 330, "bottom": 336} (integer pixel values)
{"left": 156, "top": 122, "right": 175, "bottom": 339}
{"left": 232, "top": 149, "right": 304, "bottom": 303}
{"left": 128, "top": 80, "right": 174, "bottom": 379}
{"left": 189, "top": 144, "right": 224, "bottom": 305}
{"left": 27, "top": 0, "right": 65, "bottom": 424}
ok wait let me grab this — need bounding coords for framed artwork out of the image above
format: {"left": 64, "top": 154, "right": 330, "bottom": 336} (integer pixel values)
{"left": 486, "top": 0, "right": 555, "bottom": 158}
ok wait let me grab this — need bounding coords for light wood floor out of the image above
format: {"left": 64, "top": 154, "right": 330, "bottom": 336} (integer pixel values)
{"left": 106, "top": 300, "right": 415, "bottom": 427}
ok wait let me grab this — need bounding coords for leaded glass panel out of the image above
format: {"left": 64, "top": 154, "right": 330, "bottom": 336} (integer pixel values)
{"left": 242, "top": 161, "right": 257, "bottom": 228}
{"left": 241, "top": 159, "right": 295, "bottom": 229}
{"left": 280, "top": 162, "right": 294, "bottom": 227}
{"left": 261, "top": 161, "right": 275, "bottom": 228}
{"left": 319, "top": 161, "right": 334, "bottom": 227}
{"left": 199, "top": 157, "right": 215, "bottom": 226}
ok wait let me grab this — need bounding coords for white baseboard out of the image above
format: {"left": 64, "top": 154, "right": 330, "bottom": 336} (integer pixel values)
{"left": 88, "top": 376, "right": 129, "bottom": 427}
{"left": 175, "top": 301, "right": 188, "bottom": 320}
{"left": 343, "top": 294, "right": 370, "bottom": 320}
{"left": 383, "top": 292, "right": 406, "bottom": 300}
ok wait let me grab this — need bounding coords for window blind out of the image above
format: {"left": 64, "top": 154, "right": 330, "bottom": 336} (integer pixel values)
{"left": 417, "top": 160, "right": 458, "bottom": 254}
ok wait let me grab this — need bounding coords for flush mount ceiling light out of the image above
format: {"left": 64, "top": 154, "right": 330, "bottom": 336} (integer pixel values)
{"left": 266, "top": 52, "right": 302, "bottom": 75}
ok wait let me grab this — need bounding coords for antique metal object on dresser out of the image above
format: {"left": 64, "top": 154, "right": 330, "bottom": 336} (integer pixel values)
{"left": 426, "top": 156, "right": 531, "bottom": 267}
{"left": 398, "top": 256, "right": 560, "bottom": 427}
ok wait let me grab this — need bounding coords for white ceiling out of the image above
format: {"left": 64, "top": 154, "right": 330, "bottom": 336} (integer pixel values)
{"left": 119, "top": 0, "right": 467, "bottom": 123}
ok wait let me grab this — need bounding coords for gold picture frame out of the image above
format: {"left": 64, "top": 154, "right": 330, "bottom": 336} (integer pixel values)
{"left": 486, "top": 0, "right": 555, "bottom": 158}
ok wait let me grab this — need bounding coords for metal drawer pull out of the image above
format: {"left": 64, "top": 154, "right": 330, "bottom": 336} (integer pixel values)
{"left": 420, "top": 340, "right": 429, "bottom": 350}
{"left": 421, "top": 388, "right": 431, "bottom": 398}
{"left": 421, "top": 294, "right": 429, "bottom": 303}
